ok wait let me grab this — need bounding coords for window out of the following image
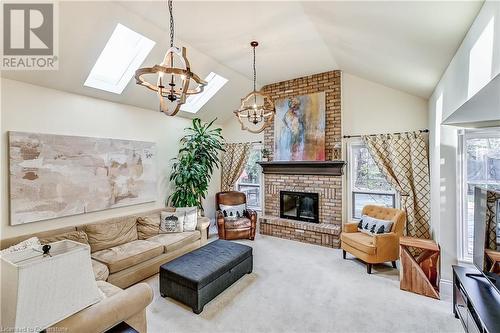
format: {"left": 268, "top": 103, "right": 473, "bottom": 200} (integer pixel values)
{"left": 236, "top": 146, "right": 262, "bottom": 210}
{"left": 180, "top": 72, "right": 228, "bottom": 113}
{"left": 459, "top": 129, "right": 500, "bottom": 260}
{"left": 347, "top": 140, "right": 396, "bottom": 220}
{"left": 84, "top": 24, "right": 155, "bottom": 94}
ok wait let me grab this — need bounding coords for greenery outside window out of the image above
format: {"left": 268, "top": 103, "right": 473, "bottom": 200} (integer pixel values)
{"left": 347, "top": 140, "right": 397, "bottom": 220}
{"left": 458, "top": 129, "right": 500, "bottom": 261}
{"left": 236, "top": 145, "right": 262, "bottom": 210}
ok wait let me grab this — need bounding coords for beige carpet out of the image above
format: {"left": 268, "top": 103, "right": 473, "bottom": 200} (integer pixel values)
{"left": 143, "top": 234, "right": 461, "bottom": 333}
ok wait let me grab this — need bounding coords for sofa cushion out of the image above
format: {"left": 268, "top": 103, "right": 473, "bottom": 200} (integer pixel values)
{"left": 224, "top": 217, "right": 251, "bottom": 229}
{"left": 147, "top": 231, "right": 201, "bottom": 253}
{"left": 96, "top": 280, "right": 122, "bottom": 298}
{"left": 81, "top": 218, "right": 138, "bottom": 252}
{"left": 341, "top": 232, "right": 376, "bottom": 255}
{"left": 92, "top": 259, "right": 109, "bottom": 281}
{"left": 91, "top": 240, "right": 163, "bottom": 273}
{"left": 137, "top": 215, "right": 160, "bottom": 240}
{"left": 40, "top": 231, "right": 89, "bottom": 245}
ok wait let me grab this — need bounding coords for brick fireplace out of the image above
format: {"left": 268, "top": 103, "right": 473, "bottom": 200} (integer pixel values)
{"left": 258, "top": 70, "right": 343, "bottom": 248}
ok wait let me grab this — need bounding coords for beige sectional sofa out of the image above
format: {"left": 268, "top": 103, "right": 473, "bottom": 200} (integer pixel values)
{"left": 0, "top": 208, "right": 210, "bottom": 332}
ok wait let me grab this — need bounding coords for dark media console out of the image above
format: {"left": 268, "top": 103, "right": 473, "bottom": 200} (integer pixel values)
{"left": 453, "top": 265, "right": 500, "bottom": 333}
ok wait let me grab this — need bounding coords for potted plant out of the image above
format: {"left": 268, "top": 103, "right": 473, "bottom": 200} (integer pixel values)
{"left": 261, "top": 148, "right": 270, "bottom": 161}
{"left": 169, "top": 118, "right": 225, "bottom": 214}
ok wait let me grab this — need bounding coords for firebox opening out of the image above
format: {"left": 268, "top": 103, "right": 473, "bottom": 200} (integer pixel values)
{"left": 280, "top": 191, "right": 319, "bottom": 223}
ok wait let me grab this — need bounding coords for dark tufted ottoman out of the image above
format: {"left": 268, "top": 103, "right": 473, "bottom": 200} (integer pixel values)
{"left": 159, "top": 239, "right": 253, "bottom": 314}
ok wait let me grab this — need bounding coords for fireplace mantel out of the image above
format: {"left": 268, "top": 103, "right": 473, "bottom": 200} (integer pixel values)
{"left": 258, "top": 161, "right": 346, "bottom": 176}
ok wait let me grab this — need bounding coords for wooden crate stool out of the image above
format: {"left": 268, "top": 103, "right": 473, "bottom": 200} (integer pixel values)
{"left": 399, "top": 236, "right": 440, "bottom": 299}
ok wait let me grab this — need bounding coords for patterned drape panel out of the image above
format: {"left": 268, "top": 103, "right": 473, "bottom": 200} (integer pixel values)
{"left": 486, "top": 191, "right": 500, "bottom": 250}
{"left": 221, "top": 143, "right": 251, "bottom": 192}
{"left": 362, "top": 131, "right": 431, "bottom": 239}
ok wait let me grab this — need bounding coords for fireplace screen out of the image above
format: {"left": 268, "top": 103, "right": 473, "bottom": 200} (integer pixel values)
{"left": 280, "top": 191, "right": 319, "bottom": 223}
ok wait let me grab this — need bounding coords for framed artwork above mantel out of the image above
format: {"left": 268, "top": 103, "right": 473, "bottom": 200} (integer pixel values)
{"left": 273, "top": 92, "right": 326, "bottom": 161}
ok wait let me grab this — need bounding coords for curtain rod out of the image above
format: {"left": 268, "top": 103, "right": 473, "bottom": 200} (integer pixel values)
{"left": 343, "top": 129, "right": 429, "bottom": 139}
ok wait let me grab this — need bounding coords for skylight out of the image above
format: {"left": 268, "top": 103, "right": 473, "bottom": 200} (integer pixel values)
{"left": 84, "top": 24, "right": 155, "bottom": 94}
{"left": 181, "top": 72, "right": 228, "bottom": 113}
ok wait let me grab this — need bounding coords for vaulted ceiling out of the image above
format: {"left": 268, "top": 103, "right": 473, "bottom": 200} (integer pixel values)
{"left": 1, "top": 1, "right": 483, "bottom": 123}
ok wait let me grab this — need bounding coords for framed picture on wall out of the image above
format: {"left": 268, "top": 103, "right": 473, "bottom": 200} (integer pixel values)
{"left": 8, "top": 131, "right": 157, "bottom": 225}
{"left": 273, "top": 92, "right": 326, "bottom": 161}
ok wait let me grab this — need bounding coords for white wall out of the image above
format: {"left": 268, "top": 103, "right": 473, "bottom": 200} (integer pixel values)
{"left": 222, "top": 119, "right": 264, "bottom": 144}
{"left": 1, "top": 79, "right": 221, "bottom": 239}
{"left": 428, "top": 1, "right": 500, "bottom": 281}
{"left": 342, "top": 73, "right": 428, "bottom": 136}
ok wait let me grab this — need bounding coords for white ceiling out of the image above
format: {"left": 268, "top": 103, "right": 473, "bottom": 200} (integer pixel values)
{"left": 1, "top": 1, "right": 483, "bottom": 123}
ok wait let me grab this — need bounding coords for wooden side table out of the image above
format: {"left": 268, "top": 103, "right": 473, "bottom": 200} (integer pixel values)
{"left": 485, "top": 249, "right": 500, "bottom": 273}
{"left": 399, "top": 236, "right": 440, "bottom": 299}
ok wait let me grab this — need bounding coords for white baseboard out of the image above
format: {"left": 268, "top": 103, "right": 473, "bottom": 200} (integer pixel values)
{"left": 439, "top": 279, "right": 453, "bottom": 302}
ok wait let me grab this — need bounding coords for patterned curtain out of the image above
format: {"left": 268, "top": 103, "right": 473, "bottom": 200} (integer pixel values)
{"left": 486, "top": 191, "right": 500, "bottom": 250}
{"left": 221, "top": 143, "right": 251, "bottom": 192}
{"left": 362, "top": 131, "right": 431, "bottom": 239}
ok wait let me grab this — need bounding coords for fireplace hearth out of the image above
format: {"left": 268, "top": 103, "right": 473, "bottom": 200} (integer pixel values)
{"left": 280, "top": 191, "right": 319, "bottom": 223}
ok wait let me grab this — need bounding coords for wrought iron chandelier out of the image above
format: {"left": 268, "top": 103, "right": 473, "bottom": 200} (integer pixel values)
{"left": 234, "top": 41, "right": 275, "bottom": 133}
{"left": 135, "top": 0, "right": 207, "bottom": 116}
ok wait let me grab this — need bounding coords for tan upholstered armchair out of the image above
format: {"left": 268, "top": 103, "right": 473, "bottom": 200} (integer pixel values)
{"left": 216, "top": 191, "right": 257, "bottom": 240}
{"left": 341, "top": 205, "right": 406, "bottom": 274}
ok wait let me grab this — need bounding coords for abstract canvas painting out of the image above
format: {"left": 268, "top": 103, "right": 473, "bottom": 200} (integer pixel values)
{"left": 274, "top": 92, "right": 326, "bottom": 161}
{"left": 9, "top": 131, "right": 157, "bottom": 225}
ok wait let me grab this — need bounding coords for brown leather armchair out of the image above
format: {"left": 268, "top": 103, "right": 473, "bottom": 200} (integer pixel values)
{"left": 216, "top": 191, "right": 257, "bottom": 240}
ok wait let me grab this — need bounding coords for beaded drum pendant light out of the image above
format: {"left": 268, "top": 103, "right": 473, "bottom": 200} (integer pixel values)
{"left": 135, "top": 0, "right": 207, "bottom": 116}
{"left": 234, "top": 41, "right": 275, "bottom": 133}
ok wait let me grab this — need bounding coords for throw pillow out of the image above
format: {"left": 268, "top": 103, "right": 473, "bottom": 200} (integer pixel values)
{"left": 137, "top": 215, "right": 161, "bottom": 239}
{"left": 159, "top": 211, "right": 184, "bottom": 233}
{"left": 176, "top": 207, "right": 198, "bottom": 231}
{"left": 357, "top": 219, "right": 363, "bottom": 231}
{"left": 0, "top": 237, "right": 41, "bottom": 255}
{"left": 359, "top": 215, "right": 378, "bottom": 235}
{"left": 219, "top": 203, "right": 246, "bottom": 220}
{"left": 359, "top": 215, "right": 394, "bottom": 235}
{"left": 374, "top": 219, "right": 394, "bottom": 234}
{"left": 40, "top": 231, "right": 89, "bottom": 245}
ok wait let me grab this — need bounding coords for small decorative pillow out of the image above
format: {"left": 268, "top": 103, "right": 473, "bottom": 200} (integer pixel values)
{"left": 160, "top": 211, "right": 184, "bottom": 233}
{"left": 0, "top": 237, "right": 41, "bottom": 255}
{"left": 357, "top": 219, "right": 363, "bottom": 231}
{"left": 220, "top": 203, "right": 246, "bottom": 220}
{"left": 137, "top": 215, "right": 161, "bottom": 239}
{"left": 176, "top": 207, "right": 197, "bottom": 231}
{"left": 359, "top": 215, "right": 394, "bottom": 235}
{"left": 374, "top": 219, "right": 394, "bottom": 234}
{"left": 359, "top": 216, "right": 377, "bottom": 235}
